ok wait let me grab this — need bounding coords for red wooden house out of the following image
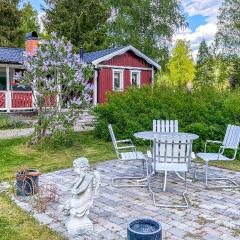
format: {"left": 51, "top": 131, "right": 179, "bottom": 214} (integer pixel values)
{"left": 0, "top": 32, "right": 160, "bottom": 111}
{"left": 82, "top": 46, "right": 160, "bottom": 105}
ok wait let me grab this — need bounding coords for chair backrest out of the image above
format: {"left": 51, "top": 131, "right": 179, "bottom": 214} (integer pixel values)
{"left": 223, "top": 124, "right": 240, "bottom": 149}
{"left": 108, "top": 124, "right": 118, "bottom": 151}
{"left": 153, "top": 120, "right": 179, "bottom": 133}
{"left": 153, "top": 135, "right": 192, "bottom": 168}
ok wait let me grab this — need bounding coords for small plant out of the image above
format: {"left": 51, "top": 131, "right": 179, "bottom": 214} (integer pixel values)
{"left": 0, "top": 114, "right": 30, "bottom": 130}
{"left": 32, "top": 184, "right": 58, "bottom": 213}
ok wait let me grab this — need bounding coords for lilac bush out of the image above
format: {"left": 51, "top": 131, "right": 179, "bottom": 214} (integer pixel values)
{"left": 17, "top": 33, "right": 93, "bottom": 144}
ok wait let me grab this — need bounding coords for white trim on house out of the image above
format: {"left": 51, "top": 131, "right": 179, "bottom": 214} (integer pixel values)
{"left": 93, "top": 69, "right": 98, "bottom": 106}
{"left": 152, "top": 66, "right": 154, "bottom": 84}
{"left": 130, "top": 70, "right": 141, "bottom": 87}
{"left": 0, "top": 64, "right": 24, "bottom": 69}
{"left": 92, "top": 45, "right": 160, "bottom": 70}
{"left": 97, "top": 64, "right": 152, "bottom": 71}
{"left": 112, "top": 69, "right": 124, "bottom": 92}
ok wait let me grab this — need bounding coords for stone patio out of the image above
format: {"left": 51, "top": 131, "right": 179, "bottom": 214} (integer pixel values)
{"left": 5, "top": 160, "right": 240, "bottom": 240}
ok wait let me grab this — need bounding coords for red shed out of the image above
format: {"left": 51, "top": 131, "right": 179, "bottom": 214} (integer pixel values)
{"left": 82, "top": 45, "right": 160, "bottom": 105}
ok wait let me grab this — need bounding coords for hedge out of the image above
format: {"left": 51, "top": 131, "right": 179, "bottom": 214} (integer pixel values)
{"left": 93, "top": 85, "right": 240, "bottom": 153}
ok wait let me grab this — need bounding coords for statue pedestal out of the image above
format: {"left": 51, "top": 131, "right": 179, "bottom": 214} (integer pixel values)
{"left": 66, "top": 215, "right": 93, "bottom": 236}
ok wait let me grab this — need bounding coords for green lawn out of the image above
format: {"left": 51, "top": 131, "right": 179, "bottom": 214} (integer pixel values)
{"left": 0, "top": 193, "right": 64, "bottom": 240}
{"left": 0, "top": 131, "right": 239, "bottom": 240}
{"left": 0, "top": 131, "right": 116, "bottom": 181}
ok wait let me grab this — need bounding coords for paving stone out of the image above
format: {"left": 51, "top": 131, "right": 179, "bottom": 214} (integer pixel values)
{"left": 203, "top": 234, "right": 221, "bottom": 240}
{"left": 34, "top": 213, "right": 53, "bottom": 225}
{"left": 4, "top": 159, "right": 240, "bottom": 240}
{"left": 168, "top": 227, "right": 186, "bottom": 238}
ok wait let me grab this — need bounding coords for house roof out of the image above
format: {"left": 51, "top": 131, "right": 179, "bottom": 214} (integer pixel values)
{"left": 0, "top": 47, "right": 24, "bottom": 64}
{"left": 85, "top": 45, "right": 160, "bottom": 69}
{"left": 0, "top": 45, "right": 160, "bottom": 69}
{"left": 83, "top": 46, "right": 125, "bottom": 63}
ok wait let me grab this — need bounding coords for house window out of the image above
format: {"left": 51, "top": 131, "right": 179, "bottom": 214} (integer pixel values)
{"left": 131, "top": 71, "right": 141, "bottom": 87}
{"left": 0, "top": 67, "right": 6, "bottom": 90}
{"left": 112, "top": 70, "right": 124, "bottom": 91}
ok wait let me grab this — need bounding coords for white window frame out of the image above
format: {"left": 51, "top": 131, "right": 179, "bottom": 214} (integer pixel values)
{"left": 130, "top": 70, "right": 141, "bottom": 87}
{"left": 112, "top": 69, "right": 124, "bottom": 92}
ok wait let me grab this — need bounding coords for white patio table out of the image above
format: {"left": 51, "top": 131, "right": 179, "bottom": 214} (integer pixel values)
{"left": 134, "top": 131, "right": 199, "bottom": 141}
{"left": 134, "top": 131, "right": 199, "bottom": 182}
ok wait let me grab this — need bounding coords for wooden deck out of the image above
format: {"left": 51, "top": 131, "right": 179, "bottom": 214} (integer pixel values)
{"left": 0, "top": 91, "right": 56, "bottom": 112}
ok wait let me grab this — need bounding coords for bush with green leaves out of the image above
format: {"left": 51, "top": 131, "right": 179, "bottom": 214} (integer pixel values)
{"left": 94, "top": 85, "right": 240, "bottom": 153}
{"left": 0, "top": 114, "right": 30, "bottom": 130}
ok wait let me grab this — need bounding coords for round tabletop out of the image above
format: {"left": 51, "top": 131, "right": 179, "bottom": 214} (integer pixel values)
{"left": 134, "top": 131, "right": 199, "bottom": 140}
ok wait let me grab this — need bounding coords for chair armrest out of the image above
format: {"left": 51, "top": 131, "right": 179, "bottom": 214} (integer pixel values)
{"left": 116, "top": 139, "right": 133, "bottom": 143}
{"left": 205, "top": 140, "right": 223, "bottom": 152}
{"left": 117, "top": 145, "right": 135, "bottom": 150}
{"left": 206, "top": 140, "right": 223, "bottom": 144}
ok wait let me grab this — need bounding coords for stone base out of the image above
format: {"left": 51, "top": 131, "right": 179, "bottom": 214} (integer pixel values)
{"left": 66, "top": 216, "right": 93, "bottom": 236}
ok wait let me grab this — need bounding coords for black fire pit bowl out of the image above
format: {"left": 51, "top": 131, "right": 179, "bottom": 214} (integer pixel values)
{"left": 127, "top": 218, "right": 162, "bottom": 240}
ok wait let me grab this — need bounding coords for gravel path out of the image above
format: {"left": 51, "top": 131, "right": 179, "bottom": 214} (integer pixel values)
{"left": 0, "top": 111, "right": 95, "bottom": 139}
{"left": 0, "top": 125, "right": 94, "bottom": 139}
{"left": 0, "top": 128, "right": 34, "bottom": 139}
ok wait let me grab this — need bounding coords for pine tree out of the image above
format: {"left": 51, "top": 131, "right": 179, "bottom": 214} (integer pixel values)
{"left": 43, "top": 0, "right": 110, "bottom": 52}
{"left": 0, "top": 0, "right": 22, "bottom": 47}
{"left": 167, "top": 40, "right": 195, "bottom": 87}
{"left": 195, "top": 39, "right": 214, "bottom": 85}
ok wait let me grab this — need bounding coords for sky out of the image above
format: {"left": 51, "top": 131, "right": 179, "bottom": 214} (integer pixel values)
{"left": 173, "top": 0, "right": 223, "bottom": 59}
{"left": 26, "top": 0, "right": 222, "bottom": 60}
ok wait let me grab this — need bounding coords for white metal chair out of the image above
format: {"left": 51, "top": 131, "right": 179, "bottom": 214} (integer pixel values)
{"left": 151, "top": 119, "right": 195, "bottom": 180}
{"left": 196, "top": 124, "right": 240, "bottom": 189}
{"left": 153, "top": 119, "right": 178, "bottom": 133}
{"left": 148, "top": 135, "right": 192, "bottom": 208}
{"left": 108, "top": 124, "right": 147, "bottom": 187}
{"left": 153, "top": 119, "right": 196, "bottom": 158}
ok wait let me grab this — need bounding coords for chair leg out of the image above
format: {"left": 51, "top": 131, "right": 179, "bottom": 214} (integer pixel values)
{"left": 112, "top": 159, "right": 148, "bottom": 188}
{"left": 203, "top": 161, "right": 239, "bottom": 189}
{"left": 148, "top": 171, "right": 189, "bottom": 208}
{"left": 163, "top": 171, "right": 167, "bottom": 192}
{"left": 205, "top": 161, "right": 208, "bottom": 189}
{"left": 193, "top": 159, "right": 198, "bottom": 179}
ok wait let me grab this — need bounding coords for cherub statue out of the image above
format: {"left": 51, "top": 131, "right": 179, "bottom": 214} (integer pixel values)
{"left": 62, "top": 157, "right": 100, "bottom": 235}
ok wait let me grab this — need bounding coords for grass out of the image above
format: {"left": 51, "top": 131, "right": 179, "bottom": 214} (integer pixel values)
{"left": 0, "top": 131, "right": 116, "bottom": 181}
{"left": 208, "top": 159, "right": 240, "bottom": 172}
{"left": 195, "top": 157, "right": 240, "bottom": 172}
{"left": 0, "top": 193, "right": 64, "bottom": 240}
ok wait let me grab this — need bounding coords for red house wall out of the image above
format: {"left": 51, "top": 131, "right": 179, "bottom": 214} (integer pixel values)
{"left": 98, "top": 51, "right": 153, "bottom": 103}
{"left": 102, "top": 51, "right": 152, "bottom": 68}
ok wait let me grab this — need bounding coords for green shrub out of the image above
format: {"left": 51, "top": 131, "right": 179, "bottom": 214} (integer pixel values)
{"left": 93, "top": 85, "right": 240, "bottom": 152}
{"left": 36, "top": 129, "right": 75, "bottom": 150}
{"left": 0, "top": 114, "right": 30, "bottom": 130}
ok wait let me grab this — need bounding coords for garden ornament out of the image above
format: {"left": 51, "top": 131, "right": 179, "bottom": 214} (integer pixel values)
{"left": 62, "top": 157, "right": 100, "bottom": 235}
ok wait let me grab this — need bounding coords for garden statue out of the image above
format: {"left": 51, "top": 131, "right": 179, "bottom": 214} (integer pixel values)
{"left": 62, "top": 157, "right": 100, "bottom": 235}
